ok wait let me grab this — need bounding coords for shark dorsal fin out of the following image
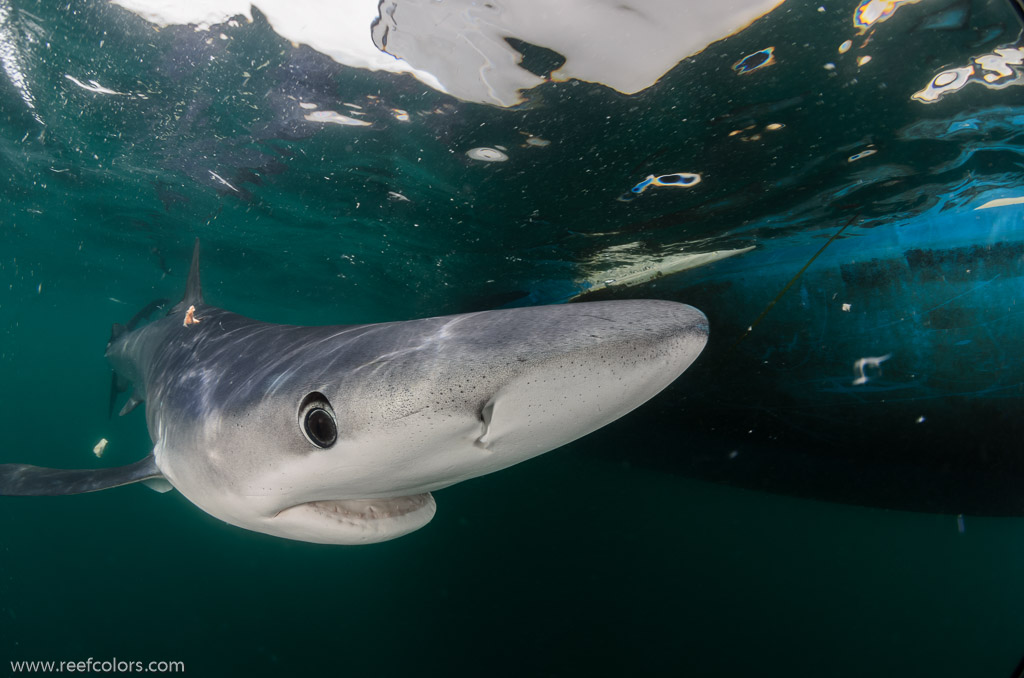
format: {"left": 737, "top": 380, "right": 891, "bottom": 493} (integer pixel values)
{"left": 172, "top": 238, "right": 203, "bottom": 313}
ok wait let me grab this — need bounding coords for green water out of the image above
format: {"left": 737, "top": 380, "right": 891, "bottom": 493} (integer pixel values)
{"left": 2, "top": 0, "right": 1024, "bottom": 675}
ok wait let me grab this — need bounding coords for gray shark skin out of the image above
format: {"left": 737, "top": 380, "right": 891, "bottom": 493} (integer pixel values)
{"left": 0, "top": 242, "right": 708, "bottom": 544}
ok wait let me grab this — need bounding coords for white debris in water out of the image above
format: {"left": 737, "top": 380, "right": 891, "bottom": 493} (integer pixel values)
{"left": 209, "top": 170, "right": 240, "bottom": 192}
{"left": 64, "top": 74, "right": 127, "bottom": 95}
{"left": 842, "top": 303, "right": 851, "bottom": 311}
{"left": 304, "top": 110, "right": 372, "bottom": 126}
{"left": 852, "top": 354, "right": 891, "bottom": 385}
{"left": 93, "top": 438, "right": 108, "bottom": 458}
{"left": 465, "top": 147, "right": 509, "bottom": 162}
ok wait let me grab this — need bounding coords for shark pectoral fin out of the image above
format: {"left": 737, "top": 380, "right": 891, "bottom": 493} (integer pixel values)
{"left": 141, "top": 477, "right": 174, "bottom": 493}
{"left": 269, "top": 493, "right": 437, "bottom": 545}
{"left": 107, "top": 372, "right": 127, "bottom": 419}
{"left": 0, "top": 455, "right": 165, "bottom": 496}
{"left": 118, "top": 393, "right": 144, "bottom": 417}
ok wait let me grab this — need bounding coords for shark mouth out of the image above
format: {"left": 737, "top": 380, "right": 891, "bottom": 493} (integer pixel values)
{"left": 270, "top": 493, "right": 437, "bottom": 545}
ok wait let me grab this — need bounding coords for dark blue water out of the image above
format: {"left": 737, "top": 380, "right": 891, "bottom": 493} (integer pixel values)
{"left": 2, "top": 0, "right": 1024, "bottom": 675}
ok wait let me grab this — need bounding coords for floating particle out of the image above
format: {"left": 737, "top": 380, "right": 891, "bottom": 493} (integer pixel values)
{"left": 466, "top": 147, "right": 509, "bottom": 162}
{"left": 93, "top": 438, "right": 108, "bottom": 458}
{"left": 847, "top": 148, "right": 877, "bottom": 162}
{"left": 824, "top": 62, "right": 837, "bottom": 70}
{"left": 916, "top": 415, "right": 926, "bottom": 423}
{"left": 304, "top": 110, "right": 372, "bottom": 127}
{"left": 524, "top": 136, "right": 550, "bottom": 147}
{"left": 956, "top": 514, "right": 965, "bottom": 533}
{"left": 387, "top": 191, "right": 410, "bottom": 202}
{"left": 732, "top": 47, "right": 776, "bottom": 74}
{"left": 842, "top": 303, "right": 852, "bottom": 311}
{"left": 729, "top": 129, "right": 743, "bottom": 137}
{"left": 391, "top": 108, "right": 410, "bottom": 122}
{"left": 765, "top": 123, "right": 785, "bottom": 131}
{"left": 857, "top": 55, "right": 872, "bottom": 66}
{"left": 839, "top": 40, "right": 852, "bottom": 54}
{"left": 299, "top": 102, "right": 318, "bottom": 110}
{"left": 852, "top": 353, "right": 891, "bottom": 385}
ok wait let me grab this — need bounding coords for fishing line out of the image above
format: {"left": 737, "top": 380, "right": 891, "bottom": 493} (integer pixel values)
{"left": 729, "top": 212, "right": 860, "bottom": 352}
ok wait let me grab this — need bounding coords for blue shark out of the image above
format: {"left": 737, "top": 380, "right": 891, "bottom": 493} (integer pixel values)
{"left": 0, "top": 242, "right": 708, "bottom": 544}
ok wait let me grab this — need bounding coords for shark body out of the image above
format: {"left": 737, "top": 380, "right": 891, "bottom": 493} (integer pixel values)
{"left": 0, "top": 243, "right": 708, "bottom": 544}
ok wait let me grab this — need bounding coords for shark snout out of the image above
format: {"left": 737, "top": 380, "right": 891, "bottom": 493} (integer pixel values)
{"left": 466, "top": 299, "right": 708, "bottom": 469}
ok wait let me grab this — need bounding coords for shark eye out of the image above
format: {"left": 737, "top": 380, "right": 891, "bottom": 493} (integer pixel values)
{"left": 298, "top": 392, "right": 337, "bottom": 449}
